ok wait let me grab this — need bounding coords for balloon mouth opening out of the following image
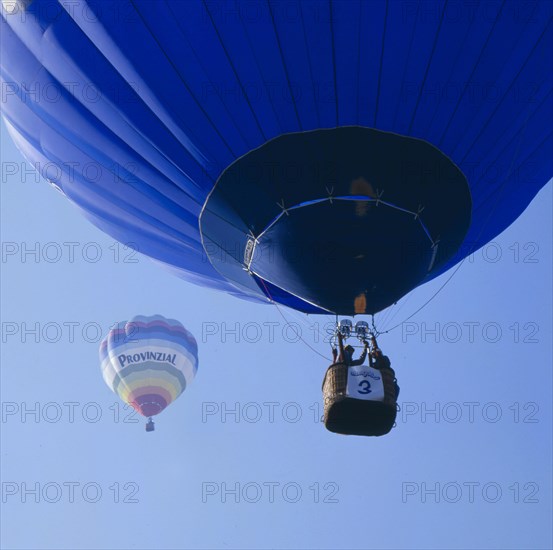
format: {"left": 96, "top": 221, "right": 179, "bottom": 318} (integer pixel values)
{"left": 200, "top": 126, "right": 471, "bottom": 314}
{"left": 132, "top": 401, "right": 165, "bottom": 417}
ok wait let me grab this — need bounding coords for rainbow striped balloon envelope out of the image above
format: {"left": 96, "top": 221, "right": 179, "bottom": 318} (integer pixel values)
{"left": 100, "top": 315, "right": 198, "bottom": 429}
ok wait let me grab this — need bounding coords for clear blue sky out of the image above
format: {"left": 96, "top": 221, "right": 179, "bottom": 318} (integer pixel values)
{"left": 1, "top": 118, "right": 551, "bottom": 550}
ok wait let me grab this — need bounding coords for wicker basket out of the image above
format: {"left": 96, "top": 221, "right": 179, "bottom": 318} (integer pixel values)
{"left": 322, "top": 362, "right": 398, "bottom": 436}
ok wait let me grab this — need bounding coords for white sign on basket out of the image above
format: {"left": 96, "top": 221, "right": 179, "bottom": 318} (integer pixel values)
{"left": 346, "top": 365, "right": 385, "bottom": 401}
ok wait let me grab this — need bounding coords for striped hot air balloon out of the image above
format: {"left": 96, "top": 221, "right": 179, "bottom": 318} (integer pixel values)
{"left": 99, "top": 315, "right": 198, "bottom": 431}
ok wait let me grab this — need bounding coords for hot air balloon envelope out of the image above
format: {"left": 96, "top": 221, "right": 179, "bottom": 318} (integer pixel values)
{"left": 99, "top": 315, "right": 198, "bottom": 418}
{"left": 1, "top": 0, "right": 551, "bottom": 313}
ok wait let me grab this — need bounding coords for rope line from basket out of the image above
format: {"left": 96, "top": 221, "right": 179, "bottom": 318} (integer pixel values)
{"left": 257, "top": 277, "right": 330, "bottom": 361}
{"left": 371, "top": 99, "right": 536, "bottom": 337}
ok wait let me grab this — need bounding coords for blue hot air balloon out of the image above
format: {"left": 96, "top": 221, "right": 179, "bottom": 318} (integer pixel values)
{"left": 1, "top": 1, "right": 551, "bottom": 314}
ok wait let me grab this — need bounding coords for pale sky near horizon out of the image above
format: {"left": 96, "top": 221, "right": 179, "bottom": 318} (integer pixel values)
{"left": 1, "top": 118, "right": 552, "bottom": 550}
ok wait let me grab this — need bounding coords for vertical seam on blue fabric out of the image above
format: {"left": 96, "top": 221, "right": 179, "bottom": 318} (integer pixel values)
{"left": 299, "top": 1, "right": 321, "bottom": 127}
{"left": 457, "top": 19, "right": 553, "bottom": 164}
{"left": 129, "top": 0, "right": 238, "bottom": 157}
{"left": 164, "top": 0, "right": 258, "bottom": 149}
{"left": 266, "top": 0, "right": 303, "bottom": 131}
{"left": 437, "top": 0, "right": 507, "bottom": 148}
{"left": 330, "top": 0, "right": 339, "bottom": 126}
{"left": 201, "top": 0, "right": 268, "bottom": 142}
{"left": 407, "top": 0, "right": 449, "bottom": 135}
{"left": 374, "top": 0, "right": 389, "bottom": 127}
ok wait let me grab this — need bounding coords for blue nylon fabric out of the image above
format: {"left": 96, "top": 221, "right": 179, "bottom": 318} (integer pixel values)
{"left": 1, "top": 0, "right": 552, "bottom": 311}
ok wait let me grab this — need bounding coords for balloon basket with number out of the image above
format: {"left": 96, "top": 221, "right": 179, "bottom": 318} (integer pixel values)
{"left": 322, "top": 363, "right": 397, "bottom": 436}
